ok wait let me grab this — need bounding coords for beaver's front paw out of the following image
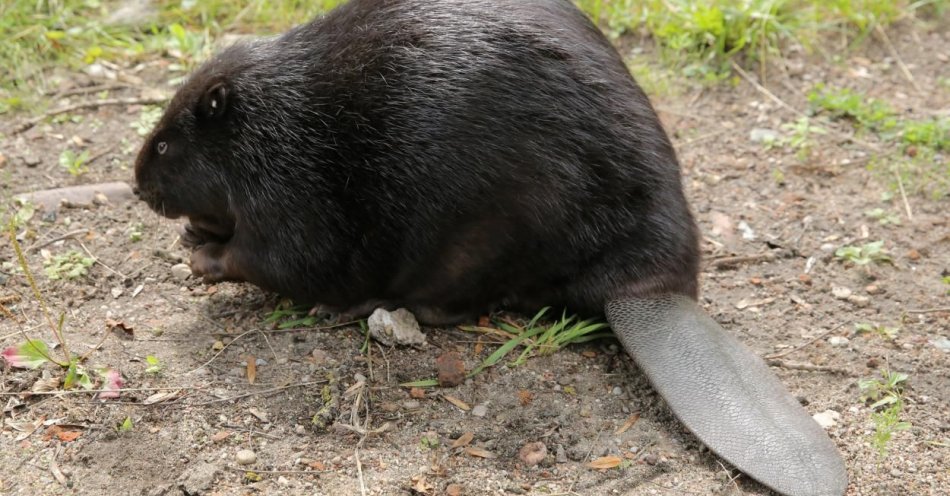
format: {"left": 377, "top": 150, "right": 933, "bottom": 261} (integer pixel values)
{"left": 178, "top": 223, "right": 209, "bottom": 249}
{"left": 190, "top": 243, "right": 229, "bottom": 283}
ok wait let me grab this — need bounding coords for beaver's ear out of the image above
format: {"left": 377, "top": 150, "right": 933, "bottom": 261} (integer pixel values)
{"left": 197, "top": 80, "right": 229, "bottom": 120}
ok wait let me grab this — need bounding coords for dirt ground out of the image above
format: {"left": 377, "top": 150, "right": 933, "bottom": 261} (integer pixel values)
{"left": 2, "top": 17, "right": 948, "bottom": 496}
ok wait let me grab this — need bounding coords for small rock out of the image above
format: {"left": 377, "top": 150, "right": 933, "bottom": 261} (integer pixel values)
{"left": 847, "top": 295, "right": 870, "bottom": 308}
{"left": 436, "top": 351, "right": 466, "bottom": 387}
{"left": 212, "top": 340, "right": 225, "bottom": 351}
{"left": 518, "top": 442, "right": 547, "bottom": 466}
{"left": 176, "top": 462, "right": 219, "bottom": 495}
{"left": 277, "top": 476, "right": 290, "bottom": 486}
{"left": 832, "top": 287, "right": 852, "bottom": 300}
{"left": 749, "top": 128, "right": 778, "bottom": 143}
{"left": 555, "top": 444, "right": 568, "bottom": 464}
{"left": 170, "top": 263, "right": 192, "bottom": 281}
{"left": 472, "top": 403, "right": 488, "bottom": 417}
{"left": 295, "top": 424, "right": 307, "bottom": 435}
{"left": 813, "top": 410, "right": 841, "bottom": 429}
{"left": 828, "top": 336, "right": 850, "bottom": 347}
{"left": 737, "top": 220, "right": 756, "bottom": 240}
{"left": 402, "top": 400, "right": 421, "bottom": 410}
{"left": 111, "top": 287, "right": 123, "bottom": 299}
{"left": 932, "top": 337, "right": 950, "bottom": 352}
{"left": 235, "top": 449, "right": 257, "bottom": 466}
{"left": 865, "top": 284, "right": 884, "bottom": 295}
{"left": 643, "top": 453, "right": 658, "bottom": 465}
{"left": 611, "top": 387, "right": 623, "bottom": 396}
{"left": 367, "top": 308, "right": 426, "bottom": 346}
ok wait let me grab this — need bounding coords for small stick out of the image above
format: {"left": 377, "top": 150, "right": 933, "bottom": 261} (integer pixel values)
{"left": 26, "top": 229, "right": 91, "bottom": 252}
{"left": 874, "top": 25, "right": 922, "bottom": 94}
{"left": 894, "top": 170, "right": 914, "bottom": 221}
{"left": 708, "top": 252, "right": 776, "bottom": 269}
{"left": 0, "top": 386, "right": 205, "bottom": 397}
{"left": 225, "top": 466, "right": 321, "bottom": 475}
{"left": 190, "top": 380, "right": 328, "bottom": 406}
{"left": 10, "top": 96, "right": 167, "bottom": 135}
{"left": 765, "top": 322, "right": 845, "bottom": 360}
{"left": 47, "top": 83, "right": 135, "bottom": 98}
{"left": 76, "top": 239, "right": 129, "bottom": 280}
{"left": 767, "top": 359, "right": 851, "bottom": 375}
{"left": 905, "top": 307, "right": 950, "bottom": 314}
{"left": 356, "top": 447, "right": 368, "bottom": 496}
{"left": 188, "top": 328, "right": 260, "bottom": 375}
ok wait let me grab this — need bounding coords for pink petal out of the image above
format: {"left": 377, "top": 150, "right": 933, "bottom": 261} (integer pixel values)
{"left": 99, "top": 369, "right": 124, "bottom": 399}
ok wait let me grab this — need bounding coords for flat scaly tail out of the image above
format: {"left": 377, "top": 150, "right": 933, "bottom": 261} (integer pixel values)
{"left": 605, "top": 295, "right": 847, "bottom": 496}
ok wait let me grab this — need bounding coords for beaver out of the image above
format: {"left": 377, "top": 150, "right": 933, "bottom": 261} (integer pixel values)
{"left": 134, "top": 1, "right": 847, "bottom": 494}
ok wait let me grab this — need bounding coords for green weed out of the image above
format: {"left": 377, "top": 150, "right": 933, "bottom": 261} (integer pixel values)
{"left": 807, "top": 84, "right": 899, "bottom": 134}
{"left": 780, "top": 116, "right": 827, "bottom": 159}
{"left": 145, "top": 355, "right": 162, "bottom": 374}
{"left": 59, "top": 149, "right": 90, "bottom": 177}
{"left": 834, "top": 241, "right": 891, "bottom": 266}
{"left": 864, "top": 208, "right": 901, "bottom": 226}
{"left": 854, "top": 322, "right": 900, "bottom": 340}
{"left": 402, "top": 308, "right": 611, "bottom": 388}
{"left": 858, "top": 369, "right": 911, "bottom": 458}
{"left": 264, "top": 301, "right": 320, "bottom": 329}
{"left": 43, "top": 250, "right": 95, "bottom": 280}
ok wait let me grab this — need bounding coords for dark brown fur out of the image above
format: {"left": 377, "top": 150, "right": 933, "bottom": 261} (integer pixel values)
{"left": 134, "top": 0, "right": 700, "bottom": 323}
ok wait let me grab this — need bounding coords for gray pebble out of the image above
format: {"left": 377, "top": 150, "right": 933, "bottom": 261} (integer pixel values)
{"left": 472, "top": 403, "right": 488, "bottom": 417}
{"left": 170, "top": 263, "right": 192, "bottom": 281}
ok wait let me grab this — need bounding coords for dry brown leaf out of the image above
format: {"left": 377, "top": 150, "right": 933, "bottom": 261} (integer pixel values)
{"left": 588, "top": 456, "right": 622, "bottom": 469}
{"left": 309, "top": 460, "right": 326, "bottom": 471}
{"left": 409, "top": 387, "right": 426, "bottom": 399}
{"left": 246, "top": 355, "right": 257, "bottom": 385}
{"left": 411, "top": 474, "right": 434, "bottom": 494}
{"left": 518, "top": 442, "right": 547, "bottom": 466}
{"left": 615, "top": 412, "right": 641, "bottom": 435}
{"left": 443, "top": 395, "right": 470, "bottom": 411}
{"left": 463, "top": 446, "right": 496, "bottom": 459}
{"left": 451, "top": 431, "right": 474, "bottom": 449}
{"left": 105, "top": 318, "right": 134, "bottom": 340}
{"left": 477, "top": 315, "right": 491, "bottom": 327}
{"left": 517, "top": 389, "right": 533, "bottom": 406}
{"left": 581, "top": 350, "right": 597, "bottom": 358}
{"left": 446, "top": 483, "right": 463, "bottom": 496}
{"left": 473, "top": 338, "right": 484, "bottom": 356}
{"left": 211, "top": 430, "right": 231, "bottom": 443}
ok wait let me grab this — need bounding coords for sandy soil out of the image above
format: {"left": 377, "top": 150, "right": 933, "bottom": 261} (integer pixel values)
{"left": 1, "top": 17, "right": 948, "bottom": 496}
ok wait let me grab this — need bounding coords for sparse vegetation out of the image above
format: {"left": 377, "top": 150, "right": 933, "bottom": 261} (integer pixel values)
{"left": 263, "top": 301, "right": 321, "bottom": 329}
{"left": 43, "top": 250, "right": 95, "bottom": 280}
{"left": 858, "top": 369, "right": 911, "bottom": 458}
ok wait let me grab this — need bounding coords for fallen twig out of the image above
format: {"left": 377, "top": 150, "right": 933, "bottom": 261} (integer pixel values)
{"left": 894, "top": 170, "right": 914, "bottom": 221}
{"left": 765, "top": 322, "right": 846, "bottom": 360}
{"left": 767, "top": 359, "right": 851, "bottom": 375}
{"left": 905, "top": 307, "right": 950, "bottom": 314}
{"left": 26, "top": 229, "right": 91, "bottom": 252}
{"left": 0, "top": 386, "right": 205, "bottom": 397}
{"left": 10, "top": 96, "right": 168, "bottom": 135}
{"left": 874, "top": 25, "right": 922, "bottom": 94}
{"left": 190, "top": 380, "right": 328, "bottom": 406}
{"left": 708, "top": 252, "right": 777, "bottom": 269}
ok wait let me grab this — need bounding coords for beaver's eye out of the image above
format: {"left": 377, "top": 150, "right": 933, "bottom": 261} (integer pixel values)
{"left": 157, "top": 141, "right": 168, "bottom": 155}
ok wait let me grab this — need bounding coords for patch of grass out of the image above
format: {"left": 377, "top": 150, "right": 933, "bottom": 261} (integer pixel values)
{"left": 575, "top": 0, "right": 947, "bottom": 81}
{"left": 809, "top": 84, "right": 950, "bottom": 199}
{"left": 402, "top": 308, "right": 611, "bottom": 388}
{"left": 43, "top": 250, "right": 95, "bottom": 280}
{"left": 858, "top": 369, "right": 911, "bottom": 458}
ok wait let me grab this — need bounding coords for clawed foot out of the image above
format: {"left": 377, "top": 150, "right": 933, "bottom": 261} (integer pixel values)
{"left": 190, "top": 243, "right": 230, "bottom": 283}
